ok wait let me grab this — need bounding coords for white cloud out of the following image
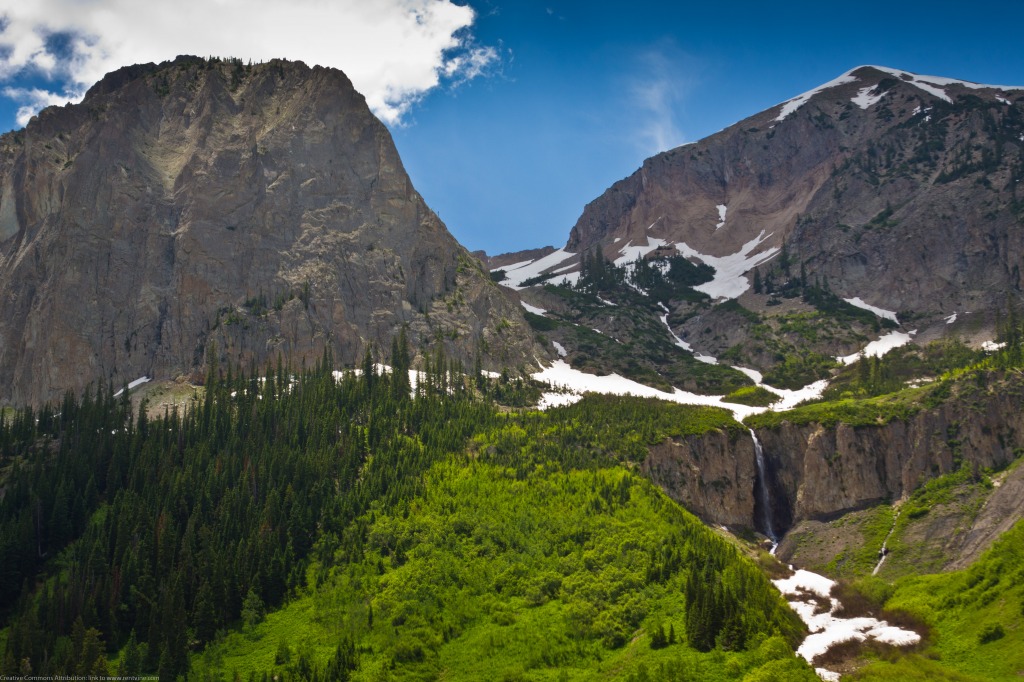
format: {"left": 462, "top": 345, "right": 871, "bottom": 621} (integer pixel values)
{"left": 628, "top": 45, "right": 694, "bottom": 156}
{"left": 0, "top": 0, "right": 497, "bottom": 126}
{"left": 2, "top": 86, "right": 81, "bottom": 126}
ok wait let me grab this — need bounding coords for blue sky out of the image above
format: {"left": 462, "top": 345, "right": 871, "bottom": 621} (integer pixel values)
{"left": 2, "top": 1, "right": 1023, "bottom": 255}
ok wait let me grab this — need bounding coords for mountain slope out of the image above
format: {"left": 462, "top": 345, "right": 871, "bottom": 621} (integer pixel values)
{"left": 493, "top": 66, "right": 1024, "bottom": 386}
{"left": 0, "top": 56, "right": 539, "bottom": 406}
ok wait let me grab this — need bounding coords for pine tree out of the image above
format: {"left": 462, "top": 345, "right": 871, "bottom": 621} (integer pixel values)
{"left": 117, "top": 629, "right": 143, "bottom": 676}
{"left": 241, "top": 588, "right": 265, "bottom": 630}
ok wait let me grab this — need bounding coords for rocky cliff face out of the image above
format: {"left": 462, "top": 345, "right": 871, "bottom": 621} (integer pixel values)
{"left": 0, "top": 56, "right": 540, "bottom": 405}
{"left": 646, "top": 372, "right": 1024, "bottom": 541}
{"left": 503, "top": 66, "right": 1024, "bottom": 335}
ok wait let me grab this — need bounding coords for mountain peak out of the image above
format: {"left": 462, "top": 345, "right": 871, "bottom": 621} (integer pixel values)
{"left": 775, "top": 65, "right": 1024, "bottom": 122}
{"left": 0, "top": 57, "right": 540, "bottom": 405}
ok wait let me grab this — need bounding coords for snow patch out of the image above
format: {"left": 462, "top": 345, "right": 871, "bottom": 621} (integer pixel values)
{"left": 982, "top": 340, "right": 1007, "bottom": 352}
{"left": 499, "top": 248, "right": 577, "bottom": 289}
{"left": 537, "top": 391, "right": 584, "bottom": 409}
{"left": 596, "top": 295, "right": 617, "bottom": 307}
{"left": 521, "top": 301, "right": 547, "bottom": 315}
{"left": 532, "top": 360, "right": 765, "bottom": 420}
{"left": 996, "top": 95, "right": 1011, "bottom": 105}
{"left": 762, "top": 380, "right": 830, "bottom": 412}
{"left": 775, "top": 569, "right": 835, "bottom": 599}
{"left": 556, "top": 271, "right": 582, "bottom": 288}
{"left": 660, "top": 313, "right": 718, "bottom": 364}
{"left": 495, "top": 259, "right": 533, "bottom": 273}
{"left": 715, "top": 204, "right": 727, "bottom": 230}
{"left": 852, "top": 85, "right": 886, "bottom": 109}
{"left": 870, "top": 65, "right": 1024, "bottom": 94}
{"left": 775, "top": 568, "right": 920, "bottom": 679}
{"left": 775, "top": 72, "right": 859, "bottom": 121}
{"left": 774, "top": 66, "right": 1023, "bottom": 126}
{"left": 675, "top": 231, "right": 780, "bottom": 300}
{"left": 614, "top": 237, "right": 669, "bottom": 266}
{"left": 113, "top": 376, "right": 151, "bottom": 398}
{"left": 731, "top": 365, "right": 828, "bottom": 410}
{"left": 334, "top": 365, "right": 425, "bottom": 393}
{"left": 843, "top": 297, "right": 899, "bottom": 323}
{"left": 530, "top": 353, "right": 828, "bottom": 419}
{"left": 732, "top": 366, "right": 763, "bottom": 384}
{"left": 944, "top": 313, "right": 957, "bottom": 325}
{"left": 552, "top": 341, "right": 568, "bottom": 357}
{"left": 837, "top": 331, "right": 916, "bottom": 365}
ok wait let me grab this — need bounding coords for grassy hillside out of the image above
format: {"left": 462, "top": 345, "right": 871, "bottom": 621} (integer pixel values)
{"left": 194, "top": 462, "right": 814, "bottom": 681}
{"left": 0, "top": 350, "right": 815, "bottom": 680}
{"left": 849, "top": 520, "right": 1024, "bottom": 681}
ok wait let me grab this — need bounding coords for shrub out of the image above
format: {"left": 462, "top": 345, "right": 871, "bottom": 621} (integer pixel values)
{"left": 978, "top": 622, "right": 1005, "bottom": 644}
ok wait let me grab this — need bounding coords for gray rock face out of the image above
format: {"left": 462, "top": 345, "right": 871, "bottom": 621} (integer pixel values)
{"left": 562, "top": 66, "right": 1024, "bottom": 327}
{"left": 0, "top": 56, "right": 539, "bottom": 405}
{"left": 648, "top": 371, "right": 1024, "bottom": 552}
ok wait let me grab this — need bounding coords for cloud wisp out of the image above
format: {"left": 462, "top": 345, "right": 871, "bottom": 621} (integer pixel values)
{"left": 628, "top": 45, "right": 695, "bottom": 156}
{"left": 0, "top": 0, "right": 497, "bottom": 126}
{"left": 2, "top": 86, "right": 79, "bottom": 127}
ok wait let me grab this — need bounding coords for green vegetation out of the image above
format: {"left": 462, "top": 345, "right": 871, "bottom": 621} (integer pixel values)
{"left": 0, "top": 342, "right": 811, "bottom": 679}
{"left": 748, "top": 306, "right": 1024, "bottom": 430}
{"left": 850, "top": 520, "right": 1024, "bottom": 681}
{"left": 541, "top": 283, "right": 752, "bottom": 395}
{"left": 822, "top": 339, "right": 984, "bottom": 402}
{"left": 195, "top": 462, "right": 811, "bottom": 680}
{"left": 723, "top": 386, "right": 778, "bottom": 407}
{"left": 745, "top": 382, "right": 934, "bottom": 429}
{"left": 760, "top": 350, "right": 837, "bottom": 390}
{"left": 472, "top": 395, "right": 741, "bottom": 474}
{"left": 825, "top": 506, "right": 898, "bottom": 578}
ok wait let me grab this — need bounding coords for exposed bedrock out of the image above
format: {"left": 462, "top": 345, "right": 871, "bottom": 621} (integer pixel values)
{"left": 643, "top": 374, "right": 1024, "bottom": 542}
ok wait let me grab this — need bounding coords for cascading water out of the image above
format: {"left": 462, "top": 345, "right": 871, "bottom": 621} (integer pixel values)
{"left": 750, "top": 429, "right": 777, "bottom": 548}
{"left": 872, "top": 509, "right": 901, "bottom": 576}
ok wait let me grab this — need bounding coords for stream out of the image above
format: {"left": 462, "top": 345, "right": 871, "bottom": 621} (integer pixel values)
{"left": 872, "top": 509, "right": 901, "bottom": 576}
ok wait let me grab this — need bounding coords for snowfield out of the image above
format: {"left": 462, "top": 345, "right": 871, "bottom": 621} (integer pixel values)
{"left": 532, "top": 360, "right": 767, "bottom": 420}
{"left": 675, "top": 231, "right": 780, "bottom": 300}
{"left": 613, "top": 237, "right": 669, "bottom": 266}
{"left": 774, "top": 568, "right": 920, "bottom": 681}
{"left": 843, "top": 297, "right": 899, "bottom": 323}
{"left": 496, "top": 248, "right": 576, "bottom": 289}
{"left": 775, "top": 65, "right": 1023, "bottom": 121}
{"left": 775, "top": 72, "right": 859, "bottom": 120}
{"left": 851, "top": 85, "right": 886, "bottom": 109}
{"left": 837, "top": 330, "right": 916, "bottom": 365}
{"left": 521, "top": 301, "right": 547, "bottom": 315}
{"left": 113, "top": 376, "right": 151, "bottom": 398}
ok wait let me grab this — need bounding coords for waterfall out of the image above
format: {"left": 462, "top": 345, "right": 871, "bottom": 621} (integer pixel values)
{"left": 872, "top": 509, "right": 900, "bottom": 576}
{"left": 750, "top": 429, "right": 777, "bottom": 546}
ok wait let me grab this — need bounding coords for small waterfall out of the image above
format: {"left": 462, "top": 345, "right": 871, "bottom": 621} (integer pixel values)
{"left": 750, "top": 429, "right": 777, "bottom": 546}
{"left": 872, "top": 509, "right": 901, "bottom": 576}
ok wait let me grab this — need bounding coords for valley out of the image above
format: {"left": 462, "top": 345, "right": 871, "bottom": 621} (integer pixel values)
{"left": 0, "top": 55, "right": 1023, "bottom": 681}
